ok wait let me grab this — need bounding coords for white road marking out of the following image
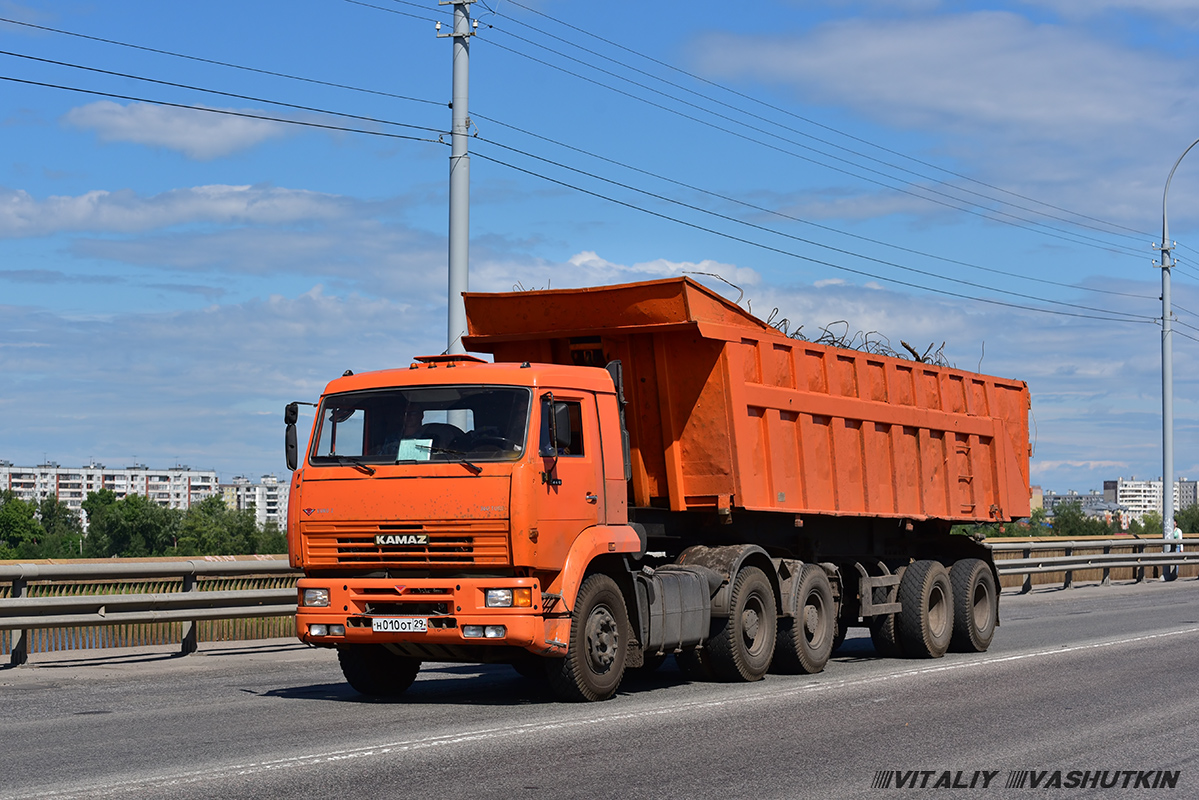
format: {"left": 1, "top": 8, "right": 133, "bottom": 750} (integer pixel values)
{"left": 12, "top": 625, "right": 1199, "bottom": 799}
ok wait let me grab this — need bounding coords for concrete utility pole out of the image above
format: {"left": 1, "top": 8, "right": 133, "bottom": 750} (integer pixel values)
{"left": 439, "top": 0, "right": 475, "bottom": 354}
{"left": 1157, "top": 138, "right": 1199, "bottom": 538}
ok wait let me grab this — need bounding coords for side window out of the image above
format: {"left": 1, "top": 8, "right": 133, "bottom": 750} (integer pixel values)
{"left": 316, "top": 408, "right": 365, "bottom": 457}
{"left": 539, "top": 397, "right": 585, "bottom": 456}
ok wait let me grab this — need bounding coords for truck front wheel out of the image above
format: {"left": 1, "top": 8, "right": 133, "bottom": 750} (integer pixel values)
{"left": 707, "top": 566, "right": 776, "bottom": 681}
{"left": 547, "top": 573, "right": 630, "bottom": 702}
{"left": 337, "top": 643, "right": 420, "bottom": 697}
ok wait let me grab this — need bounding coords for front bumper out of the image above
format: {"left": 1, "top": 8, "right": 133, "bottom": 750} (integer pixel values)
{"left": 296, "top": 576, "right": 549, "bottom": 652}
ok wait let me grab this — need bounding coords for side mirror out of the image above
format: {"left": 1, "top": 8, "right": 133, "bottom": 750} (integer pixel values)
{"left": 285, "top": 402, "right": 299, "bottom": 471}
{"left": 538, "top": 393, "right": 562, "bottom": 486}
{"left": 539, "top": 392, "right": 558, "bottom": 458}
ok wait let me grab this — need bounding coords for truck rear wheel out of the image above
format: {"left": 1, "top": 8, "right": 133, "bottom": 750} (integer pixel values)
{"left": 706, "top": 566, "right": 776, "bottom": 681}
{"left": 949, "top": 558, "right": 998, "bottom": 652}
{"left": 547, "top": 573, "right": 629, "bottom": 702}
{"left": 337, "top": 643, "right": 420, "bottom": 697}
{"left": 896, "top": 560, "right": 953, "bottom": 658}
{"left": 773, "top": 564, "right": 834, "bottom": 674}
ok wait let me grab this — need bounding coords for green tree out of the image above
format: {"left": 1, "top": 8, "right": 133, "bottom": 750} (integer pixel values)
{"left": 0, "top": 490, "right": 42, "bottom": 558}
{"left": 1130, "top": 510, "right": 1164, "bottom": 537}
{"left": 83, "top": 492, "right": 182, "bottom": 557}
{"left": 34, "top": 497, "right": 84, "bottom": 558}
{"left": 1029, "top": 507, "right": 1048, "bottom": 529}
{"left": 1049, "top": 501, "right": 1114, "bottom": 538}
{"left": 176, "top": 496, "right": 257, "bottom": 556}
{"left": 1175, "top": 504, "right": 1199, "bottom": 534}
{"left": 254, "top": 521, "right": 287, "bottom": 556}
{"left": 1049, "top": 501, "right": 1086, "bottom": 537}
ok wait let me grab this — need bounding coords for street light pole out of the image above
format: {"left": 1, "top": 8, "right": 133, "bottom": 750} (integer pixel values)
{"left": 1157, "top": 137, "right": 1199, "bottom": 538}
{"left": 440, "top": 0, "right": 475, "bottom": 355}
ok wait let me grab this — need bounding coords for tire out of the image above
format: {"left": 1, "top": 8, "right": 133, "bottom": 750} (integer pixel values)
{"left": 949, "top": 559, "right": 998, "bottom": 652}
{"left": 706, "top": 566, "right": 777, "bottom": 681}
{"left": 337, "top": 644, "right": 420, "bottom": 697}
{"left": 896, "top": 560, "right": 954, "bottom": 658}
{"left": 773, "top": 564, "right": 835, "bottom": 674}
{"left": 831, "top": 622, "right": 847, "bottom": 654}
{"left": 546, "top": 573, "right": 630, "bottom": 701}
{"left": 869, "top": 583, "right": 904, "bottom": 658}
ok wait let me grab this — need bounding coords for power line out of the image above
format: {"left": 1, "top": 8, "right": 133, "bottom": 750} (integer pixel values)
{"left": 484, "top": 19, "right": 1147, "bottom": 249}
{"left": 476, "top": 111, "right": 1158, "bottom": 304}
{"left": 0, "top": 64, "right": 1158, "bottom": 327}
{"left": 0, "top": 15, "right": 443, "bottom": 106}
{"left": 496, "top": 0, "right": 1154, "bottom": 245}
{"left": 0, "top": 74, "right": 443, "bottom": 144}
{"left": 0, "top": 49, "right": 444, "bottom": 135}
{"left": 342, "top": 0, "right": 446, "bottom": 23}
{"left": 1, "top": 12, "right": 1158, "bottom": 324}
{"left": 471, "top": 144, "right": 1156, "bottom": 325}
{"left": 15, "top": 10, "right": 1154, "bottom": 294}
{"left": 476, "top": 35, "right": 1148, "bottom": 261}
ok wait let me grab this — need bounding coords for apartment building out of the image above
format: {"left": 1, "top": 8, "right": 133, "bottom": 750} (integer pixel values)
{"left": 1042, "top": 489, "right": 1108, "bottom": 513}
{"left": 220, "top": 474, "right": 290, "bottom": 528}
{"left": 0, "top": 461, "right": 220, "bottom": 516}
{"left": 1102, "top": 477, "right": 1198, "bottom": 523}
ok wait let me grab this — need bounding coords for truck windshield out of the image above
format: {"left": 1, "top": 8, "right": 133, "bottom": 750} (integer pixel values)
{"left": 310, "top": 386, "right": 531, "bottom": 466}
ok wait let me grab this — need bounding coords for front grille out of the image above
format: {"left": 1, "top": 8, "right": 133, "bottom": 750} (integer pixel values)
{"left": 303, "top": 520, "right": 510, "bottom": 567}
{"left": 365, "top": 601, "right": 449, "bottom": 616}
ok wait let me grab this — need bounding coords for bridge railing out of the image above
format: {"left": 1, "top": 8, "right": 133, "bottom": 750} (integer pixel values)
{"left": 989, "top": 536, "right": 1198, "bottom": 592}
{"left": 2, "top": 540, "right": 1196, "bottom": 665}
{"left": 0, "top": 558, "right": 299, "bottom": 666}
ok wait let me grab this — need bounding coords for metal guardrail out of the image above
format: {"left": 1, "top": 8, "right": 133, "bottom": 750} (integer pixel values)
{"left": 988, "top": 537, "right": 1196, "bottom": 592}
{"left": 0, "top": 559, "right": 299, "bottom": 666}
{"left": 2, "top": 541, "right": 1195, "bottom": 664}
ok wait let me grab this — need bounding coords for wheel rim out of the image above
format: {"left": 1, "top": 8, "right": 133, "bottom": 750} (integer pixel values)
{"left": 741, "top": 593, "right": 767, "bottom": 654}
{"left": 927, "top": 583, "right": 948, "bottom": 638}
{"left": 971, "top": 579, "right": 992, "bottom": 629}
{"left": 584, "top": 604, "right": 619, "bottom": 674}
{"left": 803, "top": 592, "right": 827, "bottom": 645}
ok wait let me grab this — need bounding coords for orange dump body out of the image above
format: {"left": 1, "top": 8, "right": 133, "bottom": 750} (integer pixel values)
{"left": 464, "top": 277, "right": 1030, "bottom": 523}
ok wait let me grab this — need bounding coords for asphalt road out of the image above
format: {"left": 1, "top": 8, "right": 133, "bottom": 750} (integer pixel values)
{"left": 3, "top": 579, "right": 1198, "bottom": 799}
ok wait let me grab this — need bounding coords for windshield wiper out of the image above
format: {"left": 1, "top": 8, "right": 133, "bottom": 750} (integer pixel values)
{"left": 415, "top": 444, "right": 482, "bottom": 476}
{"left": 334, "top": 456, "right": 376, "bottom": 476}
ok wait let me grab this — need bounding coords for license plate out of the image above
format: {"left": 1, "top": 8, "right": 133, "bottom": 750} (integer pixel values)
{"left": 371, "top": 617, "right": 428, "bottom": 633}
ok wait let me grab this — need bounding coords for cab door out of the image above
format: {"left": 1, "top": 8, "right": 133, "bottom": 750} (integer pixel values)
{"left": 524, "top": 390, "right": 604, "bottom": 568}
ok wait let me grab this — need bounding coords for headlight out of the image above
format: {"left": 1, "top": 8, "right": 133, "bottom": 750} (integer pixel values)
{"left": 303, "top": 588, "right": 330, "bottom": 607}
{"left": 485, "top": 588, "right": 533, "bottom": 608}
{"left": 485, "top": 588, "right": 513, "bottom": 607}
{"left": 464, "top": 625, "right": 507, "bottom": 639}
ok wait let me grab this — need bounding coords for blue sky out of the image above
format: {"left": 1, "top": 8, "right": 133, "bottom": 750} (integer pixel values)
{"left": 2, "top": 0, "right": 1199, "bottom": 494}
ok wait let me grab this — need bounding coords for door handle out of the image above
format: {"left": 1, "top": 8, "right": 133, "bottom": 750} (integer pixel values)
{"left": 585, "top": 493, "right": 598, "bottom": 504}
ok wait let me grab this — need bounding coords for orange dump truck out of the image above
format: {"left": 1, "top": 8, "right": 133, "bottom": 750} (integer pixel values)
{"left": 285, "top": 277, "right": 1030, "bottom": 701}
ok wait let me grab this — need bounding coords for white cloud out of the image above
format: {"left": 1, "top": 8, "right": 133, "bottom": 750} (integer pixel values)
{"left": 694, "top": 13, "right": 1169, "bottom": 134}
{"left": 0, "top": 288, "right": 444, "bottom": 477}
{"left": 0, "top": 184, "right": 350, "bottom": 238}
{"left": 687, "top": 11, "right": 1199, "bottom": 225}
{"left": 0, "top": 267, "right": 1195, "bottom": 492}
{"left": 63, "top": 101, "right": 289, "bottom": 160}
{"left": 1023, "top": 0, "right": 1199, "bottom": 21}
